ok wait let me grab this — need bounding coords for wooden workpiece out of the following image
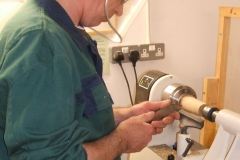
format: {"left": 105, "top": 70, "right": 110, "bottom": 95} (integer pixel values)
{"left": 180, "top": 95, "right": 205, "bottom": 116}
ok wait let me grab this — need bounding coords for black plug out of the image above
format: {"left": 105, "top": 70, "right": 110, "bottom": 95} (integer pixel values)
{"left": 113, "top": 51, "right": 124, "bottom": 63}
{"left": 128, "top": 50, "right": 140, "bottom": 67}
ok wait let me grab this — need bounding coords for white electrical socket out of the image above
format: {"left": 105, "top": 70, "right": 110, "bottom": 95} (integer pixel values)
{"left": 110, "top": 43, "right": 164, "bottom": 63}
{"left": 139, "top": 43, "right": 165, "bottom": 61}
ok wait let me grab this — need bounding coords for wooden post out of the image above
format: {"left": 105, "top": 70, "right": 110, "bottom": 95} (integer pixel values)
{"left": 215, "top": 8, "right": 231, "bottom": 110}
{"left": 200, "top": 77, "right": 218, "bottom": 148}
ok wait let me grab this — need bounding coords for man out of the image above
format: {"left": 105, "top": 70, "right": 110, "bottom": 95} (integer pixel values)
{"left": 0, "top": 0, "right": 179, "bottom": 159}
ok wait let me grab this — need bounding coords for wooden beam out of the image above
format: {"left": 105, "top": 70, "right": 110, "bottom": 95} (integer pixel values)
{"left": 215, "top": 8, "right": 231, "bottom": 110}
{"left": 220, "top": 7, "right": 240, "bottom": 18}
{"left": 200, "top": 77, "right": 218, "bottom": 148}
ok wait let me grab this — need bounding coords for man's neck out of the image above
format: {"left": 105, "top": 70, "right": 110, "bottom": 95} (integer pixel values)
{"left": 56, "top": 0, "right": 82, "bottom": 25}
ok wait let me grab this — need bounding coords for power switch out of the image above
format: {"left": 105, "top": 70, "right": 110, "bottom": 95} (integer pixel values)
{"left": 122, "top": 47, "right": 129, "bottom": 54}
{"left": 149, "top": 45, "right": 155, "bottom": 51}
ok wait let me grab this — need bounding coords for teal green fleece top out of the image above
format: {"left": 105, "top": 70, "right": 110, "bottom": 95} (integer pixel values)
{"left": 0, "top": 0, "right": 117, "bottom": 159}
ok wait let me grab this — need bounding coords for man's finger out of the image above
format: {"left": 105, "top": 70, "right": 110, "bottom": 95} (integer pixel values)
{"left": 151, "top": 121, "right": 167, "bottom": 128}
{"left": 143, "top": 100, "right": 171, "bottom": 111}
{"left": 138, "top": 111, "right": 155, "bottom": 122}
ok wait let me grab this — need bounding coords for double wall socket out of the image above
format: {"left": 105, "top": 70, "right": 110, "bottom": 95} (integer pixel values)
{"left": 109, "top": 43, "right": 165, "bottom": 63}
{"left": 139, "top": 43, "right": 164, "bottom": 61}
{"left": 110, "top": 45, "right": 139, "bottom": 64}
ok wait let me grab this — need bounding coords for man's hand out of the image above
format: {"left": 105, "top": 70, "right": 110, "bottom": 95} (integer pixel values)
{"left": 115, "top": 111, "right": 156, "bottom": 153}
{"left": 130, "top": 100, "right": 180, "bottom": 135}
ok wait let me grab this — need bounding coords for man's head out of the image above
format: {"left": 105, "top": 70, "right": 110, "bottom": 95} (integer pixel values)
{"left": 57, "top": 0, "right": 125, "bottom": 27}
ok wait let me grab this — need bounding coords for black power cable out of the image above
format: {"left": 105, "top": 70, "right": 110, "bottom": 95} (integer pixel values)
{"left": 129, "top": 50, "right": 140, "bottom": 104}
{"left": 113, "top": 51, "right": 133, "bottom": 106}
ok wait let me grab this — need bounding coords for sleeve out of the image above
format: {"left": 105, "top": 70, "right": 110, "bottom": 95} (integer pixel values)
{"left": 3, "top": 30, "right": 90, "bottom": 159}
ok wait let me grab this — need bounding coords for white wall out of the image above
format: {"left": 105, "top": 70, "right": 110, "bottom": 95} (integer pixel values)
{"left": 0, "top": 1, "right": 23, "bottom": 31}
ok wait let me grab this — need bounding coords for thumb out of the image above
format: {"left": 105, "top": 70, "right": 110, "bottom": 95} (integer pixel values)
{"left": 138, "top": 111, "right": 155, "bottom": 122}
